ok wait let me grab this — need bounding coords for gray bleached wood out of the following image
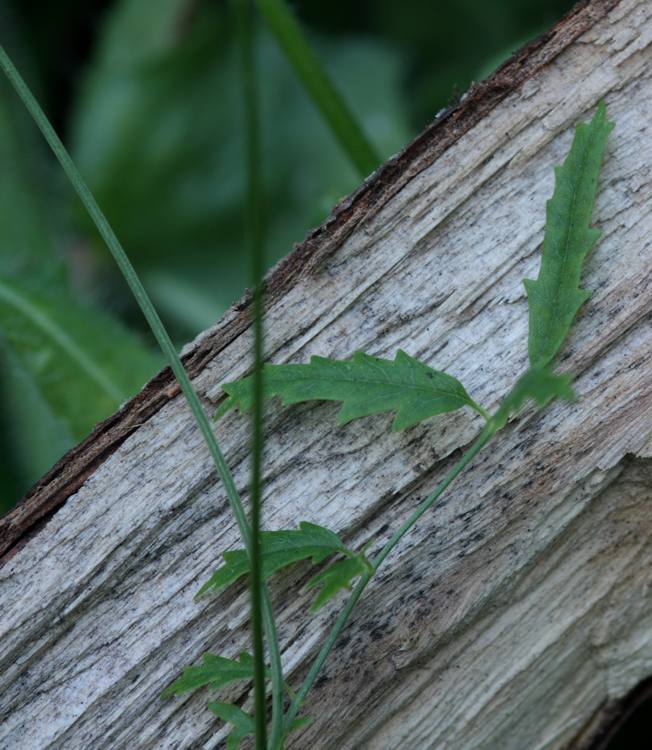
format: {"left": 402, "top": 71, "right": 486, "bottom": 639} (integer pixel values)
{"left": 1, "top": 0, "right": 651, "bottom": 748}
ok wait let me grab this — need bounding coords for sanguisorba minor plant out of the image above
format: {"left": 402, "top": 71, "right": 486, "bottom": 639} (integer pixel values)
{"left": 1, "top": 0, "right": 613, "bottom": 747}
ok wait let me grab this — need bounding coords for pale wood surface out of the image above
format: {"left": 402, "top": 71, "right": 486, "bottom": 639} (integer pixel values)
{"left": 1, "top": 1, "right": 651, "bottom": 748}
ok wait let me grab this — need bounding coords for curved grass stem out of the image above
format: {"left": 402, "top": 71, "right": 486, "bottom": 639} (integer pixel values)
{"left": 282, "top": 420, "right": 497, "bottom": 735}
{"left": 0, "top": 42, "right": 285, "bottom": 747}
{"left": 255, "top": 0, "right": 380, "bottom": 177}
{"left": 234, "top": 0, "right": 285, "bottom": 746}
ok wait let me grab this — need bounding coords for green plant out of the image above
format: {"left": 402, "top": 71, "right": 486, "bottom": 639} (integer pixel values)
{"left": 0, "top": 1, "right": 613, "bottom": 747}
{"left": 169, "top": 102, "right": 614, "bottom": 745}
{"left": 0, "top": 0, "right": 410, "bottom": 511}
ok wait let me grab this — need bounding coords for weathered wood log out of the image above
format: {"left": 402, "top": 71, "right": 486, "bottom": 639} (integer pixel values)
{"left": 1, "top": 1, "right": 651, "bottom": 747}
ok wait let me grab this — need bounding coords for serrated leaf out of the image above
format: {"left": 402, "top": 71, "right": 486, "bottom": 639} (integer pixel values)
{"left": 208, "top": 701, "right": 312, "bottom": 747}
{"left": 217, "top": 350, "right": 482, "bottom": 431}
{"left": 288, "top": 715, "right": 313, "bottom": 733}
{"left": 0, "top": 276, "right": 160, "bottom": 442}
{"left": 306, "top": 554, "right": 371, "bottom": 612}
{"left": 524, "top": 102, "right": 614, "bottom": 369}
{"left": 494, "top": 368, "right": 575, "bottom": 430}
{"left": 207, "top": 702, "right": 254, "bottom": 750}
{"left": 198, "top": 522, "right": 349, "bottom": 597}
{"left": 162, "top": 652, "right": 260, "bottom": 697}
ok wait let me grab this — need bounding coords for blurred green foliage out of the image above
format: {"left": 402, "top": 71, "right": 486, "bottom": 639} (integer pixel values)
{"left": 69, "top": 0, "right": 409, "bottom": 337}
{"left": 0, "top": 0, "right": 573, "bottom": 511}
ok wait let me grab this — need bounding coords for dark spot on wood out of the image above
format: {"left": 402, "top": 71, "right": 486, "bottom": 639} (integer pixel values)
{"left": 335, "top": 634, "right": 351, "bottom": 651}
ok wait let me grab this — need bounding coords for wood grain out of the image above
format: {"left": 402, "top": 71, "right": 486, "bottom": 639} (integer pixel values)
{"left": 2, "top": 1, "right": 651, "bottom": 748}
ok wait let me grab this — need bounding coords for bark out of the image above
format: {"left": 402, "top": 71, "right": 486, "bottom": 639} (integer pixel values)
{"left": 1, "top": 1, "right": 651, "bottom": 748}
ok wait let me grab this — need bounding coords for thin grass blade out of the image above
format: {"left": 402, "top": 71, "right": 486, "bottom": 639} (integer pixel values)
{"left": 0, "top": 42, "right": 285, "bottom": 746}
{"left": 233, "top": 1, "right": 277, "bottom": 746}
{"left": 255, "top": 0, "right": 380, "bottom": 176}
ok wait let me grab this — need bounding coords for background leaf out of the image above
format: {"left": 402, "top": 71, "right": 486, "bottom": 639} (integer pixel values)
{"left": 255, "top": 0, "right": 380, "bottom": 176}
{"left": 198, "top": 521, "right": 349, "bottom": 597}
{"left": 524, "top": 102, "right": 614, "bottom": 369}
{"left": 0, "top": 46, "right": 161, "bottom": 510}
{"left": 0, "top": 41, "right": 73, "bottom": 507}
{"left": 0, "top": 345, "right": 74, "bottom": 502}
{"left": 0, "top": 277, "right": 160, "bottom": 442}
{"left": 218, "top": 350, "right": 484, "bottom": 431}
{"left": 69, "top": 0, "right": 410, "bottom": 341}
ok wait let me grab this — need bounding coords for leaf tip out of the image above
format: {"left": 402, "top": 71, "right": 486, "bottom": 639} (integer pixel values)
{"left": 195, "top": 581, "right": 211, "bottom": 600}
{"left": 214, "top": 390, "right": 236, "bottom": 419}
{"left": 390, "top": 415, "right": 408, "bottom": 431}
{"left": 594, "top": 99, "right": 615, "bottom": 131}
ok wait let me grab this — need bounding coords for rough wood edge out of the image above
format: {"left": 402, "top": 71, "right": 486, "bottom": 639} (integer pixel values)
{"left": 569, "top": 676, "right": 652, "bottom": 749}
{"left": 0, "top": 0, "right": 621, "bottom": 560}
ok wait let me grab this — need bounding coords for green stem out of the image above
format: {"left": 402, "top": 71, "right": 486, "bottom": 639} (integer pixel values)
{"left": 234, "top": 1, "right": 282, "bottom": 747}
{"left": 255, "top": 0, "right": 380, "bottom": 177}
{"left": 283, "top": 420, "right": 497, "bottom": 733}
{"left": 0, "top": 45, "right": 249, "bottom": 541}
{"left": 0, "top": 43, "right": 285, "bottom": 738}
{"left": 469, "top": 400, "right": 492, "bottom": 423}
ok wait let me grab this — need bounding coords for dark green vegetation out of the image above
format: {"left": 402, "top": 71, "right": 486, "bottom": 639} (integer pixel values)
{"left": 0, "top": 0, "right": 574, "bottom": 512}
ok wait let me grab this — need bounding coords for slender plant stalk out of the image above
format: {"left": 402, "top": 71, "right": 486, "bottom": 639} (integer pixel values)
{"left": 0, "top": 44, "right": 285, "bottom": 742}
{"left": 0, "top": 45, "right": 249, "bottom": 539}
{"left": 234, "top": 1, "right": 281, "bottom": 747}
{"left": 283, "top": 419, "right": 497, "bottom": 732}
{"left": 255, "top": 0, "right": 380, "bottom": 177}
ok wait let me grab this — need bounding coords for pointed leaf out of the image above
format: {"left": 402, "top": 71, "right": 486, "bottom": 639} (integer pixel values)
{"left": 306, "top": 554, "right": 371, "bottom": 612}
{"left": 226, "top": 732, "right": 245, "bottom": 750}
{"left": 524, "top": 102, "right": 614, "bottom": 368}
{"left": 494, "top": 368, "right": 575, "bottom": 430}
{"left": 289, "top": 715, "right": 313, "bottom": 732}
{"left": 196, "top": 550, "right": 250, "bottom": 597}
{"left": 162, "top": 652, "right": 260, "bottom": 697}
{"left": 217, "top": 350, "right": 483, "bottom": 430}
{"left": 207, "top": 702, "right": 255, "bottom": 750}
{"left": 198, "top": 522, "right": 349, "bottom": 597}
